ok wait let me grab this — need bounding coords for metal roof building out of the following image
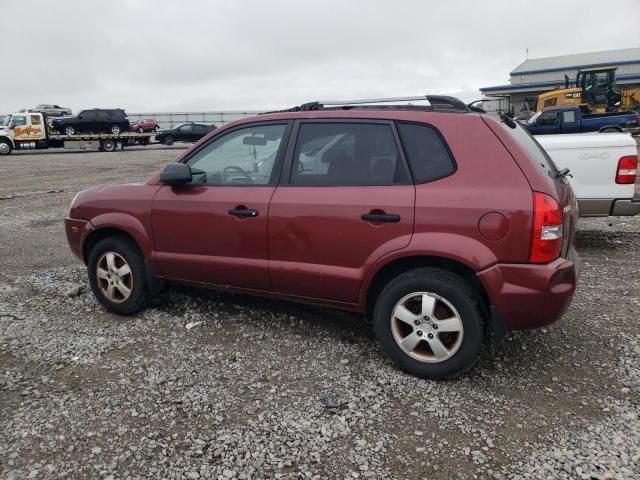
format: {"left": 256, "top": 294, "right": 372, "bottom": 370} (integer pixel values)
{"left": 479, "top": 47, "right": 640, "bottom": 112}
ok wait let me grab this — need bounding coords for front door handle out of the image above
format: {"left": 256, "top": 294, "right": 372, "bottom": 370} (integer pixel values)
{"left": 361, "top": 213, "right": 401, "bottom": 223}
{"left": 228, "top": 208, "right": 259, "bottom": 218}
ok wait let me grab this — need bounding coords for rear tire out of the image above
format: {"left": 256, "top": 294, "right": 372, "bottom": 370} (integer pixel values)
{"left": 164, "top": 134, "right": 175, "bottom": 146}
{"left": 87, "top": 237, "right": 149, "bottom": 315}
{"left": 373, "top": 268, "right": 484, "bottom": 380}
{"left": 100, "top": 139, "right": 117, "bottom": 152}
{"left": 137, "top": 126, "right": 144, "bottom": 133}
{"left": 600, "top": 127, "right": 620, "bottom": 133}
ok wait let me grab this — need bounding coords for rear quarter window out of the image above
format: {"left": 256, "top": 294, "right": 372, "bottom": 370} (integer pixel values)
{"left": 498, "top": 119, "right": 559, "bottom": 178}
{"left": 397, "top": 123, "right": 456, "bottom": 183}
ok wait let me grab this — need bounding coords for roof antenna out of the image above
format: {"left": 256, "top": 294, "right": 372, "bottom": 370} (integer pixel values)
{"left": 526, "top": 47, "right": 529, "bottom": 59}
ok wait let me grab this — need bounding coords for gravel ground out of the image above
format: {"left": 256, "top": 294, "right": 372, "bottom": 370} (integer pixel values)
{"left": 0, "top": 146, "right": 639, "bottom": 479}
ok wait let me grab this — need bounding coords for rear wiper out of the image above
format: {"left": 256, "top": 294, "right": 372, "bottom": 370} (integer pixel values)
{"left": 555, "top": 167, "right": 572, "bottom": 179}
{"left": 499, "top": 112, "right": 516, "bottom": 129}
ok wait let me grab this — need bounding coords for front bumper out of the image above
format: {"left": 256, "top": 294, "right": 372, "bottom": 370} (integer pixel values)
{"left": 64, "top": 217, "right": 92, "bottom": 261}
{"left": 477, "top": 247, "right": 579, "bottom": 331}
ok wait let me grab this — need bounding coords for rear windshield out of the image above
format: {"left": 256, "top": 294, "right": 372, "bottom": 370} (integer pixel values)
{"left": 501, "top": 119, "right": 559, "bottom": 177}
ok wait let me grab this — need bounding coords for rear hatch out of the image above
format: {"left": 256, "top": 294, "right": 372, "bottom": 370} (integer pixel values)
{"left": 482, "top": 115, "right": 577, "bottom": 259}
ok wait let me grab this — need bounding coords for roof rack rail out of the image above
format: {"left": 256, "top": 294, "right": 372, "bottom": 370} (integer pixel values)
{"left": 263, "top": 95, "right": 472, "bottom": 114}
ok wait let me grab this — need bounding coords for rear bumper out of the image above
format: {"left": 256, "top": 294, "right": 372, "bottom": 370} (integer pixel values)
{"left": 577, "top": 195, "right": 640, "bottom": 217}
{"left": 477, "top": 247, "right": 579, "bottom": 331}
{"left": 611, "top": 194, "right": 640, "bottom": 216}
{"left": 64, "top": 217, "right": 92, "bottom": 261}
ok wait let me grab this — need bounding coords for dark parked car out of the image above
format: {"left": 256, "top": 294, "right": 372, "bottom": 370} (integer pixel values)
{"left": 131, "top": 118, "right": 160, "bottom": 133}
{"left": 64, "top": 95, "right": 579, "bottom": 380}
{"left": 52, "top": 109, "right": 130, "bottom": 136}
{"left": 155, "top": 122, "right": 216, "bottom": 145}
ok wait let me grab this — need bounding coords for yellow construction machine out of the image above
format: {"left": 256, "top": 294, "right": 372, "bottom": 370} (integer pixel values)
{"left": 536, "top": 67, "right": 640, "bottom": 113}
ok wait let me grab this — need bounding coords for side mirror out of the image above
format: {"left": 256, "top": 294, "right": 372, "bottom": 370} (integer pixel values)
{"left": 160, "top": 163, "right": 192, "bottom": 185}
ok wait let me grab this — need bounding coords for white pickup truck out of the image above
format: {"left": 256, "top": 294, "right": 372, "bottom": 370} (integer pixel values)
{"left": 535, "top": 132, "right": 639, "bottom": 217}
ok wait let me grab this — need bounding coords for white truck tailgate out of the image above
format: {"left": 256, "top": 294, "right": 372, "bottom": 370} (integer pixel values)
{"left": 535, "top": 132, "right": 638, "bottom": 216}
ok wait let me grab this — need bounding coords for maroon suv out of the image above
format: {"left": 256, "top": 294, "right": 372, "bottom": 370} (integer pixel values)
{"left": 64, "top": 96, "right": 579, "bottom": 379}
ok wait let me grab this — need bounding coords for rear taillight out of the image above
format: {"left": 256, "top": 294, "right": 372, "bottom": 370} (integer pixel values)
{"left": 530, "top": 192, "right": 563, "bottom": 264}
{"left": 615, "top": 155, "right": 638, "bottom": 184}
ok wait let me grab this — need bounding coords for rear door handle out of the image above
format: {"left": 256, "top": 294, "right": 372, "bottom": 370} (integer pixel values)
{"left": 361, "top": 213, "right": 401, "bottom": 223}
{"left": 228, "top": 208, "right": 259, "bottom": 217}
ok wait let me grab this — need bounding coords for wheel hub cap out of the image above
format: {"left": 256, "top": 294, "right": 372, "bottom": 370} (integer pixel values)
{"left": 96, "top": 252, "right": 133, "bottom": 303}
{"left": 390, "top": 292, "right": 464, "bottom": 364}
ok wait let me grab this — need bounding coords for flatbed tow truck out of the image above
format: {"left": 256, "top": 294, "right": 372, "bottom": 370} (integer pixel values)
{"left": 0, "top": 111, "right": 154, "bottom": 155}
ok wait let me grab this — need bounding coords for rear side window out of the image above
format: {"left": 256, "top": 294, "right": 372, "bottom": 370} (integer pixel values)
{"left": 562, "top": 110, "right": 576, "bottom": 123}
{"left": 397, "top": 123, "right": 455, "bottom": 183}
{"left": 499, "top": 120, "right": 559, "bottom": 177}
{"left": 290, "top": 123, "right": 409, "bottom": 185}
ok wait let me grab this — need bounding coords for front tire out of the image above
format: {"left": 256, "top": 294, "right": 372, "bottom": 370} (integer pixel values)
{"left": 373, "top": 268, "right": 484, "bottom": 380}
{"left": 64, "top": 126, "right": 75, "bottom": 135}
{"left": 0, "top": 139, "right": 12, "bottom": 155}
{"left": 110, "top": 124, "right": 121, "bottom": 135}
{"left": 87, "top": 237, "right": 149, "bottom": 315}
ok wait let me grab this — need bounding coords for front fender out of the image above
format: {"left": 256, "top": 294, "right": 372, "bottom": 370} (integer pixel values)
{"left": 88, "top": 212, "right": 154, "bottom": 258}
{"left": 0, "top": 136, "right": 15, "bottom": 148}
{"left": 358, "top": 232, "right": 498, "bottom": 306}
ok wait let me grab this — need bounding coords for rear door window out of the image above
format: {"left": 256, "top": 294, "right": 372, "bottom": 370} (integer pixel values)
{"left": 562, "top": 110, "right": 576, "bottom": 123}
{"left": 290, "top": 122, "right": 408, "bottom": 185}
{"left": 397, "top": 123, "right": 456, "bottom": 183}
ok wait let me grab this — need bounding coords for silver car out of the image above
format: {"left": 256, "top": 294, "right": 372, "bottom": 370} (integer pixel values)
{"left": 33, "top": 104, "right": 72, "bottom": 117}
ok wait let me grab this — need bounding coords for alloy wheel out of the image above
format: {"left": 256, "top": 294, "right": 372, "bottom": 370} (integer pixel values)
{"left": 96, "top": 251, "right": 133, "bottom": 303}
{"left": 390, "top": 292, "right": 464, "bottom": 363}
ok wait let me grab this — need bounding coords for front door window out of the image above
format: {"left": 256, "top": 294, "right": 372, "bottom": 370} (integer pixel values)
{"left": 186, "top": 124, "right": 286, "bottom": 185}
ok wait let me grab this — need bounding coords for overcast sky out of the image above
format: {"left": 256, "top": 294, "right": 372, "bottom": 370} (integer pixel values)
{"left": 1, "top": 0, "right": 638, "bottom": 114}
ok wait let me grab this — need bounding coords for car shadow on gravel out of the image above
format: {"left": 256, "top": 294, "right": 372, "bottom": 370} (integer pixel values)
{"left": 577, "top": 229, "right": 640, "bottom": 249}
{"left": 161, "top": 283, "right": 376, "bottom": 341}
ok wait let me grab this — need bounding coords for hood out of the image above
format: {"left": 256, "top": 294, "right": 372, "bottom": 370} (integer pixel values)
{"left": 70, "top": 183, "right": 161, "bottom": 221}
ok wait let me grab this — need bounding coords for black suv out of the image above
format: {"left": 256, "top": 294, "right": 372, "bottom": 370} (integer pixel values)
{"left": 155, "top": 122, "right": 217, "bottom": 145}
{"left": 52, "top": 109, "right": 130, "bottom": 136}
